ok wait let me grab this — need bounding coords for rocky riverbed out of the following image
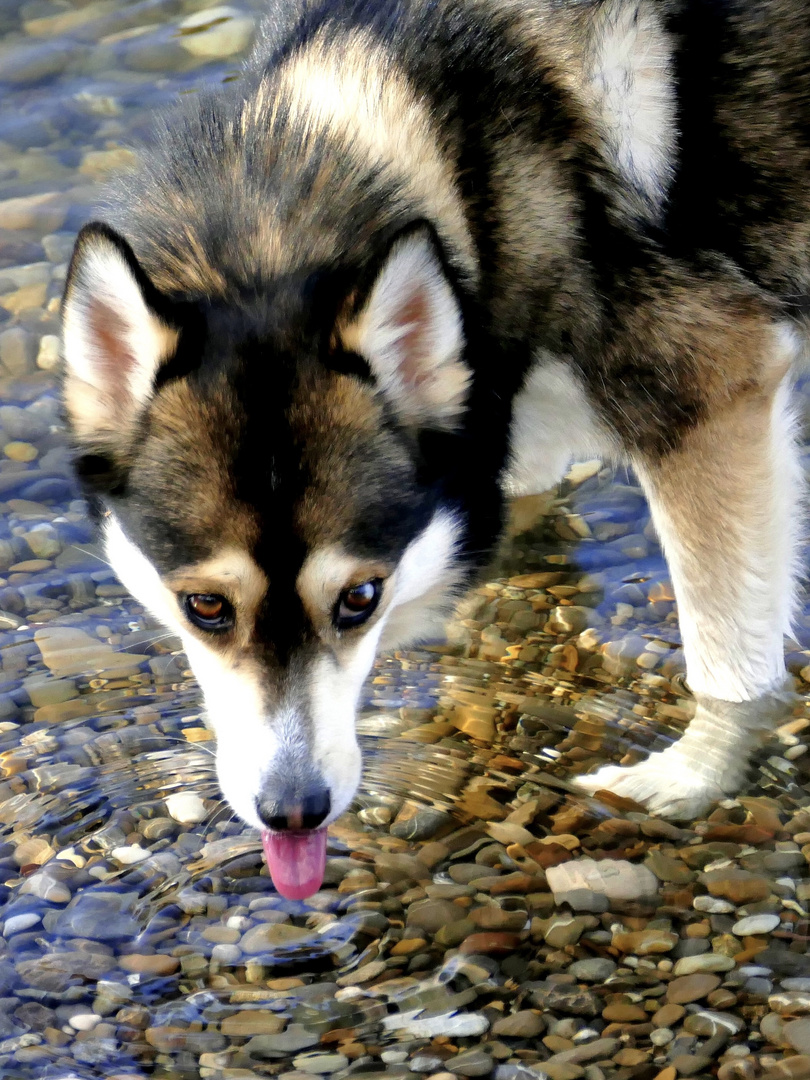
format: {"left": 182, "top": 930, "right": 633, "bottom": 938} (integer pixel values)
{"left": 0, "top": 1, "right": 809, "bottom": 1079}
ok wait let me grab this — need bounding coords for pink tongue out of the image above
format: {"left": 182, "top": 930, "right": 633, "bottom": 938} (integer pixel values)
{"left": 261, "top": 827, "right": 327, "bottom": 900}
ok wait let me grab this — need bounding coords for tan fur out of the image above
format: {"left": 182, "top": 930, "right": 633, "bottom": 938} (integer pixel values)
{"left": 297, "top": 545, "right": 392, "bottom": 639}
{"left": 265, "top": 30, "right": 477, "bottom": 281}
{"left": 288, "top": 371, "right": 398, "bottom": 546}
{"left": 165, "top": 550, "right": 268, "bottom": 651}
{"left": 141, "top": 376, "right": 258, "bottom": 549}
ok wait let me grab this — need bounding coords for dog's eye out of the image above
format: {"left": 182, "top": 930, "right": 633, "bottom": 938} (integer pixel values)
{"left": 335, "top": 579, "right": 382, "bottom": 629}
{"left": 185, "top": 593, "right": 233, "bottom": 633}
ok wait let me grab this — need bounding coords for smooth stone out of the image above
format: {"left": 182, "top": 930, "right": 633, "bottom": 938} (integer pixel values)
{"left": 4, "top": 912, "right": 42, "bottom": 937}
{"left": 18, "top": 872, "right": 70, "bottom": 903}
{"left": 240, "top": 923, "right": 311, "bottom": 954}
{"left": 221, "top": 1010, "right": 285, "bottom": 1036}
{"left": 612, "top": 928, "right": 678, "bottom": 954}
{"left": 555, "top": 889, "right": 609, "bottom": 914}
{"left": 406, "top": 899, "right": 466, "bottom": 933}
{"left": 769, "top": 992, "right": 810, "bottom": 1015}
{"left": 18, "top": 951, "right": 116, "bottom": 991}
{"left": 292, "top": 1052, "right": 350, "bottom": 1074}
{"left": 732, "top": 913, "right": 780, "bottom": 936}
{"left": 211, "top": 943, "right": 242, "bottom": 965}
{"left": 335, "top": 959, "right": 386, "bottom": 986}
{"left": 702, "top": 868, "right": 771, "bottom": 904}
{"left": 0, "top": 327, "right": 36, "bottom": 375}
{"left": 177, "top": 6, "right": 254, "bottom": 57}
{"left": 42, "top": 234, "right": 75, "bottom": 263}
{"left": 549, "top": 1037, "right": 618, "bottom": 1065}
{"left": 683, "top": 1010, "right": 745, "bottom": 1037}
{"left": 672, "top": 955, "right": 736, "bottom": 976}
{"left": 391, "top": 807, "right": 451, "bottom": 840}
{"left": 528, "top": 981, "right": 600, "bottom": 1018}
{"left": 111, "top": 844, "right": 150, "bottom": 865}
{"left": 382, "top": 1011, "right": 490, "bottom": 1039}
{"left": 410, "top": 1054, "right": 446, "bottom": 1072}
{"left": 567, "top": 958, "right": 616, "bottom": 982}
{"left": 491, "top": 1010, "right": 544, "bottom": 1038}
{"left": 666, "top": 974, "right": 722, "bottom": 1003}
{"left": 34, "top": 626, "right": 147, "bottom": 678}
{"left": 202, "top": 926, "right": 240, "bottom": 945}
{"left": 35, "top": 335, "right": 59, "bottom": 371}
{"left": 69, "top": 1014, "right": 101, "bottom": 1032}
{"left": 118, "top": 954, "right": 179, "bottom": 976}
{"left": 165, "top": 792, "right": 207, "bottom": 824}
{"left": 0, "top": 192, "right": 66, "bottom": 231}
{"left": 546, "top": 858, "right": 658, "bottom": 902}
{"left": 448, "top": 1048, "right": 496, "bottom": 1076}
{"left": 53, "top": 891, "right": 138, "bottom": 941}
{"left": 78, "top": 148, "right": 138, "bottom": 180}
{"left": 0, "top": 404, "right": 48, "bottom": 440}
{"left": 13, "top": 837, "right": 53, "bottom": 866}
{"left": 3, "top": 442, "right": 37, "bottom": 462}
{"left": 784, "top": 1019, "right": 810, "bottom": 1055}
{"left": 244, "top": 1025, "right": 319, "bottom": 1055}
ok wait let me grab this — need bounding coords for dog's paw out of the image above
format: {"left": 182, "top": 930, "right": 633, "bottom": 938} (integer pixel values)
{"left": 575, "top": 754, "right": 727, "bottom": 820}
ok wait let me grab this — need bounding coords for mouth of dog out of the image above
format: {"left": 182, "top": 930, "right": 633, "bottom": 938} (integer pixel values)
{"left": 261, "top": 828, "right": 329, "bottom": 899}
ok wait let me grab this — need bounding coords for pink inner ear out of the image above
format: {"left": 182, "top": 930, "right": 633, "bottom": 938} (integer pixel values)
{"left": 86, "top": 296, "right": 137, "bottom": 404}
{"left": 394, "top": 287, "right": 431, "bottom": 388}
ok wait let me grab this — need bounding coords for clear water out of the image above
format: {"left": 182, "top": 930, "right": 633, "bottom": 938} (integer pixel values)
{"left": 0, "top": 5, "right": 809, "bottom": 1078}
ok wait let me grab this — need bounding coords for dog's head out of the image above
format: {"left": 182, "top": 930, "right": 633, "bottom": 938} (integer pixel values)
{"left": 61, "top": 221, "right": 497, "bottom": 892}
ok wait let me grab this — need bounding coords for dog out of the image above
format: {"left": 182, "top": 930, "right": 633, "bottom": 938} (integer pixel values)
{"left": 60, "top": 0, "right": 810, "bottom": 897}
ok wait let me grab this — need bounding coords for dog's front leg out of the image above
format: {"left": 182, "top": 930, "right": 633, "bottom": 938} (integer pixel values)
{"left": 578, "top": 372, "right": 800, "bottom": 819}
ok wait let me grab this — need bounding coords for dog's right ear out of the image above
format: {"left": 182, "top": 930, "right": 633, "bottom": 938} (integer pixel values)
{"left": 61, "top": 223, "right": 178, "bottom": 447}
{"left": 338, "top": 229, "right": 470, "bottom": 428}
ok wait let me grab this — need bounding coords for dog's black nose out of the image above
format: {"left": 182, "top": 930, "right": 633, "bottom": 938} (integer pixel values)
{"left": 257, "top": 787, "right": 331, "bottom": 831}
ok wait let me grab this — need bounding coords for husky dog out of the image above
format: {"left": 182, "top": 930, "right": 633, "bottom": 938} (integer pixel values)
{"left": 61, "top": 0, "right": 809, "bottom": 895}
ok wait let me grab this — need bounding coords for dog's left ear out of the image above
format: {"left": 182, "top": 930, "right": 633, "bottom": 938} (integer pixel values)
{"left": 61, "top": 222, "right": 178, "bottom": 447}
{"left": 339, "top": 229, "right": 470, "bottom": 427}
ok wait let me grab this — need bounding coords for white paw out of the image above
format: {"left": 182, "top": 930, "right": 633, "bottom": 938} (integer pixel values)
{"left": 575, "top": 753, "right": 727, "bottom": 820}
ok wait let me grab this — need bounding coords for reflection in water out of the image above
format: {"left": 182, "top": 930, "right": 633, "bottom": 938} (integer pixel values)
{"left": 0, "top": 3, "right": 809, "bottom": 1078}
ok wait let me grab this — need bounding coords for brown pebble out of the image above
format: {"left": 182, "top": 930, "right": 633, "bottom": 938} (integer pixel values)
{"left": 602, "top": 1002, "right": 648, "bottom": 1023}
{"left": 654, "top": 1070, "right": 677, "bottom": 1080}
{"left": 707, "top": 988, "right": 738, "bottom": 1009}
{"left": 614, "top": 1049, "right": 650, "bottom": 1066}
{"left": 685, "top": 921, "right": 711, "bottom": 938}
{"left": 390, "top": 937, "right": 427, "bottom": 956}
{"left": 718, "top": 1061, "right": 757, "bottom": 1080}
{"left": 666, "top": 973, "right": 721, "bottom": 1004}
{"left": 120, "top": 955, "right": 179, "bottom": 976}
{"left": 653, "top": 1003, "right": 685, "bottom": 1028}
{"left": 145, "top": 1026, "right": 189, "bottom": 1052}
{"left": 612, "top": 929, "right": 678, "bottom": 955}
{"left": 406, "top": 899, "right": 466, "bottom": 933}
{"left": 702, "top": 868, "right": 771, "bottom": 904}
{"left": 544, "top": 1035, "right": 574, "bottom": 1053}
{"left": 458, "top": 931, "right": 522, "bottom": 954}
{"left": 221, "top": 1010, "right": 285, "bottom": 1036}
{"left": 760, "top": 1057, "right": 810, "bottom": 1080}
{"left": 418, "top": 842, "right": 449, "bottom": 868}
{"left": 702, "top": 824, "right": 774, "bottom": 844}
{"left": 489, "top": 871, "right": 546, "bottom": 894}
{"left": 469, "top": 906, "right": 527, "bottom": 931}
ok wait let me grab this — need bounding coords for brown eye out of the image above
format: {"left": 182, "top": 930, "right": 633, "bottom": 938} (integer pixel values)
{"left": 335, "top": 579, "right": 382, "bottom": 629}
{"left": 185, "top": 593, "right": 233, "bottom": 632}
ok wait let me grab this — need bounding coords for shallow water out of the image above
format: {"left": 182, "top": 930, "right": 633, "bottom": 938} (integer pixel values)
{"left": 0, "top": 5, "right": 809, "bottom": 1079}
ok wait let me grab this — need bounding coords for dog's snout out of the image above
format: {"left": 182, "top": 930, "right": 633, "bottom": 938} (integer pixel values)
{"left": 257, "top": 786, "right": 331, "bottom": 831}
